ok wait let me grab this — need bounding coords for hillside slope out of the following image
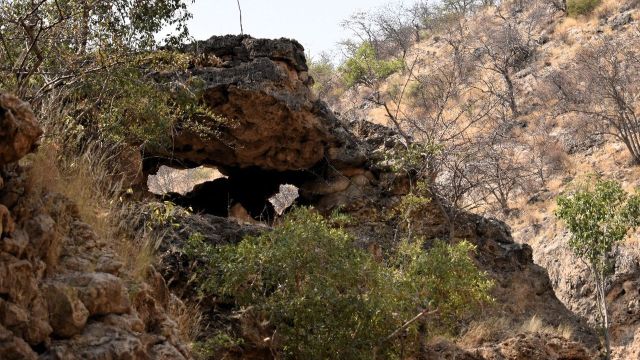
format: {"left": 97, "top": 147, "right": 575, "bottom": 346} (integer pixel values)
{"left": 333, "top": 0, "right": 640, "bottom": 358}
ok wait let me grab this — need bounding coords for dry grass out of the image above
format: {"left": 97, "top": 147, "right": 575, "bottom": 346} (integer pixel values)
{"left": 27, "top": 143, "right": 119, "bottom": 242}
{"left": 24, "top": 113, "right": 161, "bottom": 284}
{"left": 168, "top": 296, "right": 204, "bottom": 345}
{"left": 26, "top": 117, "right": 206, "bottom": 347}
{"left": 520, "top": 315, "right": 574, "bottom": 339}
{"left": 460, "top": 315, "right": 574, "bottom": 349}
{"left": 594, "top": 0, "right": 622, "bottom": 19}
{"left": 554, "top": 17, "right": 580, "bottom": 45}
{"left": 459, "top": 317, "right": 513, "bottom": 347}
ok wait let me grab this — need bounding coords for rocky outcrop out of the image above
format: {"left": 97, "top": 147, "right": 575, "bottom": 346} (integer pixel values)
{"left": 139, "top": 35, "right": 602, "bottom": 357}
{"left": 0, "top": 94, "right": 190, "bottom": 359}
{"left": 147, "top": 35, "right": 365, "bottom": 173}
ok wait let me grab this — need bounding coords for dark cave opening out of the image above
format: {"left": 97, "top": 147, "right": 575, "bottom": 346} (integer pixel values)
{"left": 163, "top": 166, "right": 320, "bottom": 221}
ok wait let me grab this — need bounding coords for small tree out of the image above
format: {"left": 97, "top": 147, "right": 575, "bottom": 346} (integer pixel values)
{"left": 552, "top": 35, "right": 640, "bottom": 164}
{"left": 556, "top": 179, "right": 640, "bottom": 359}
{"left": 340, "top": 42, "right": 404, "bottom": 88}
{"left": 308, "top": 52, "right": 340, "bottom": 101}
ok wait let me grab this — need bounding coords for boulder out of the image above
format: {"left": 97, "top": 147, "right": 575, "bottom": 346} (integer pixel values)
{"left": 0, "top": 324, "right": 37, "bottom": 360}
{"left": 64, "top": 273, "right": 131, "bottom": 316}
{"left": 44, "top": 283, "right": 90, "bottom": 338}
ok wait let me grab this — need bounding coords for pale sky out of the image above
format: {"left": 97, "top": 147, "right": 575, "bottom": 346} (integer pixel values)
{"left": 185, "top": 0, "right": 406, "bottom": 59}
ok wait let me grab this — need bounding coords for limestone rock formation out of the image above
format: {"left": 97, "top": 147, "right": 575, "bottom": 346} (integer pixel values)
{"left": 0, "top": 93, "right": 190, "bottom": 359}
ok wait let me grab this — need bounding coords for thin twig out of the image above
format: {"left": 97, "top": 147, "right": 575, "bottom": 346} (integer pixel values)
{"left": 383, "top": 308, "right": 438, "bottom": 343}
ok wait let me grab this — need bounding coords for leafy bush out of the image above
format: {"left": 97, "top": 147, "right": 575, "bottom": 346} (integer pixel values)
{"left": 340, "top": 42, "right": 404, "bottom": 88}
{"left": 567, "top": 0, "right": 601, "bottom": 16}
{"left": 187, "top": 207, "right": 493, "bottom": 358}
{"left": 395, "top": 238, "right": 494, "bottom": 330}
{"left": 0, "top": 0, "right": 194, "bottom": 150}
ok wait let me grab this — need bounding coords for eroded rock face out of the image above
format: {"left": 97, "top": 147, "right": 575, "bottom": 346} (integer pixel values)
{"left": 0, "top": 93, "right": 191, "bottom": 359}
{"left": 147, "top": 35, "right": 365, "bottom": 173}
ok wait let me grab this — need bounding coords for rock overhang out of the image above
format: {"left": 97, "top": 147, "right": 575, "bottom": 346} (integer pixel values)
{"left": 146, "top": 35, "right": 365, "bottom": 174}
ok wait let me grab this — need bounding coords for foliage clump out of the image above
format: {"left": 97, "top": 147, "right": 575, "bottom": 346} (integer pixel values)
{"left": 187, "top": 207, "right": 493, "bottom": 359}
{"left": 308, "top": 53, "right": 338, "bottom": 98}
{"left": 567, "top": 0, "right": 601, "bottom": 16}
{"left": 0, "top": 0, "right": 204, "bottom": 151}
{"left": 340, "top": 42, "right": 404, "bottom": 88}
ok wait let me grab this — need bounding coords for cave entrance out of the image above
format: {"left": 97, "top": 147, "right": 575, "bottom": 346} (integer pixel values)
{"left": 157, "top": 166, "right": 319, "bottom": 221}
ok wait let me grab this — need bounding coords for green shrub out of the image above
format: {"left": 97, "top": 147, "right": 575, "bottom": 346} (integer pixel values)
{"left": 0, "top": 0, "right": 193, "bottom": 151}
{"left": 187, "top": 207, "right": 493, "bottom": 358}
{"left": 340, "top": 42, "right": 404, "bottom": 88}
{"left": 567, "top": 0, "right": 601, "bottom": 16}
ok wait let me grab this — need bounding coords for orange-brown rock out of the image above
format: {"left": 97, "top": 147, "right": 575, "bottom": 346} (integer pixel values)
{"left": 147, "top": 35, "right": 365, "bottom": 174}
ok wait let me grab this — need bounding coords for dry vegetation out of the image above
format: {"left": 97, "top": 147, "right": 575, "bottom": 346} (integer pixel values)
{"left": 324, "top": 0, "right": 640, "bottom": 225}
{"left": 24, "top": 121, "right": 203, "bottom": 344}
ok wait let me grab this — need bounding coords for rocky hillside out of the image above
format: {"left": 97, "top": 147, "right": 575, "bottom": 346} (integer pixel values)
{"left": 3, "top": 2, "right": 639, "bottom": 358}
{"left": 140, "top": 35, "right": 601, "bottom": 359}
{"left": 331, "top": 0, "right": 640, "bottom": 358}
{"left": 0, "top": 94, "right": 190, "bottom": 359}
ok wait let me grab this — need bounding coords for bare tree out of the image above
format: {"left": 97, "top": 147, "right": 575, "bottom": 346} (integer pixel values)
{"left": 340, "top": 11, "right": 383, "bottom": 56}
{"left": 476, "top": 128, "right": 529, "bottom": 214}
{"left": 552, "top": 35, "right": 640, "bottom": 163}
{"left": 341, "top": 3, "right": 423, "bottom": 60}
{"left": 440, "top": 0, "right": 481, "bottom": 16}
{"left": 526, "top": 120, "right": 569, "bottom": 188}
{"left": 371, "top": 3, "right": 417, "bottom": 59}
{"left": 372, "top": 49, "right": 497, "bottom": 237}
{"left": 472, "top": 6, "right": 544, "bottom": 117}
